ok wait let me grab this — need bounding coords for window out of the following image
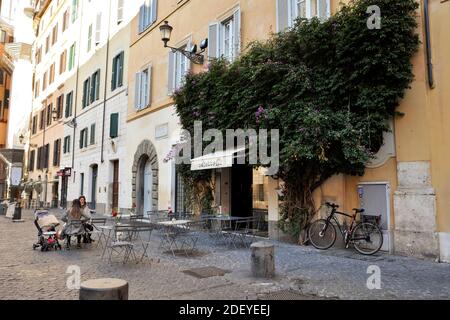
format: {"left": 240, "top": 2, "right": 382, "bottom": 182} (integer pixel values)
{"left": 46, "top": 104, "right": 52, "bottom": 126}
{"left": 277, "top": 0, "right": 330, "bottom": 32}
{"left": 29, "top": 150, "right": 35, "bottom": 172}
{"left": 35, "top": 80, "right": 40, "bottom": 98}
{"left": 62, "top": 9, "right": 69, "bottom": 32}
{"left": 138, "top": 0, "right": 157, "bottom": 33}
{"left": 117, "top": 0, "right": 124, "bottom": 24}
{"left": 110, "top": 113, "right": 119, "bottom": 138}
{"left": 3, "top": 90, "right": 8, "bottom": 108}
{"left": 0, "top": 69, "right": 3, "bottom": 85}
{"left": 49, "top": 63, "right": 55, "bottom": 84}
{"left": 56, "top": 94, "right": 64, "bottom": 119}
{"left": 63, "top": 135, "right": 71, "bottom": 153}
{"left": 68, "top": 43, "right": 76, "bottom": 70}
{"left": 42, "top": 72, "right": 48, "bottom": 91}
{"left": 90, "top": 123, "right": 96, "bottom": 145}
{"left": 36, "top": 47, "right": 42, "bottom": 64}
{"left": 111, "top": 51, "right": 124, "bottom": 90}
{"left": 71, "top": 0, "right": 78, "bottom": 23}
{"left": 37, "top": 147, "right": 42, "bottom": 169}
{"left": 79, "top": 127, "right": 89, "bottom": 149}
{"left": 60, "top": 50, "right": 66, "bottom": 74}
{"left": 95, "top": 13, "right": 102, "bottom": 45}
{"left": 208, "top": 9, "right": 240, "bottom": 61}
{"left": 80, "top": 173, "right": 84, "bottom": 195}
{"left": 32, "top": 115, "right": 38, "bottom": 134}
{"left": 39, "top": 109, "right": 45, "bottom": 130}
{"left": 82, "top": 77, "right": 90, "bottom": 109}
{"left": 90, "top": 69, "right": 100, "bottom": 103}
{"left": 53, "top": 139, "right": 61, "bottom": 166}
{"left": 45, "top": 35, "right": 50, "bottom": 53}
{"left": 65, "top": 91, "right": 73, "bottom": 117}
{"left": 135, "top": 67, "right": 151, "bottom": 109}
{"left": 43, "top": 144, "right": 50, "bottom": 169}
{"left": 52, "top": 23, "right": 58, "bottom": 45}
{"left": 87, "top": 24, "right": 93, "bottom": 52}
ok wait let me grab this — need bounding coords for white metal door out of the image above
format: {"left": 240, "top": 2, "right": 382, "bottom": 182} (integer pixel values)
{"left": 358, "top": 183, "right": 390, "bottom": 252}
{"left": 143, "top": 161, "right": 153, "bottom": 217}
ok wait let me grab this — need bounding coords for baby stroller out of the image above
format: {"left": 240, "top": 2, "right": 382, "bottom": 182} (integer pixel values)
{"left": 33, "top": 209, "right": 62, "bottom": 251}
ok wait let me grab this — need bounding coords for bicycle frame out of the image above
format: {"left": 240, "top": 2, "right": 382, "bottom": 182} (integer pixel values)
{"left": 324, "top": 208, "right": 358, "bottom": 245}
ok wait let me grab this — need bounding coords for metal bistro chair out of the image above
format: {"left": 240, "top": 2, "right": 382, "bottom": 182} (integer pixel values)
{"left": 104, "top": 225, "right": 136, "bottom": 264}
{"left": 129, "top": 224, "right": 154, "bottom": 263}
{"left": 228, "top": 217, "right": 262, "bottom": 248}
{"left": 89, "top": 218, "right": 107, "bottom": 247}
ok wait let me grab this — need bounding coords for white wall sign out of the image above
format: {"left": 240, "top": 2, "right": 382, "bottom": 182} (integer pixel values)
{"left": 155, "top": 123, "right": 169, "bottom": 139}
{"left": 10, "top": 167, "right": 22, "bottom": 186}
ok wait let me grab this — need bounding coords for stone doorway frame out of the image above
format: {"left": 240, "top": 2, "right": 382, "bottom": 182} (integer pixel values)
{"left": 132, "top": 140, "right": 159, "bottom": 213}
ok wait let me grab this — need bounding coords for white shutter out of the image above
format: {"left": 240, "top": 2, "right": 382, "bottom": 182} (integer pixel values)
{"left": 147, "top": 66, "right": 152, "bottom": 105}
{"left": 317, "top": 0, "right": 330, "bottom": 19}
{"left": 138, "top": 5, "right": 145, "bottom": 33}
{"left": 142, "top": 70, "right": 148, "bottom": 107}
{"left": 168, "top": 51, "right": 175, "bottom": 94}
{"left": 117, "top": 0, "right": 124, "bottom": 23}
{"left": 208, "top": 23, "right": 219, "bottom": 59}
{"left": 151, "top": 0, "right": 157, "bottom": 24}
{"left": 276, "top": 0, "right": 289, "bottom": 32}
{"left": 233, "top": 9, "right": 241, "bottom": 59}
{"left": 95, "top": 13, "right": 102, "bottom": 45}
{"left": 135, "top": 72, "right": 141, "bottom": 109}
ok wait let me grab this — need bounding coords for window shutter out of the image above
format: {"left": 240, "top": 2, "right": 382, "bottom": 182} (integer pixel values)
{"left": 317, "top": 0, "right": 330, "bottom": 19}
{"left": 233, "top": 9, "right": 241, "bottom": 59}
{"left": 111, "top": 56, "right": 117, "bottom": 90}
{"left": 96, "top": 70, "right": 100, "bottom": 100}
{"left": 167, "top": 51, "right": 175, "bottom": 94}
{"left": 208, "top": 23, "right": 219, "bottom": 59}
{"left": 138, "top": 5, "right": 145, "bottom": 33}
{"left": 147, "top": 65, "right": 152, "bottom": 105}
{"left": 85, "top": 128, "right": 89, "bottom": 147}
{"left": 110, "top": 113, "right": 119, "bottom": 138}
{"left": 135, "top": 72, "right": 141, "bottom": 109}
{"left": 118, "top": 52, "right": 124, "bottom": 87}
{"left": 276, "top": 0, "right": 289, "bottom": 32}
{"left": 151, "top": 0, "right": 157, "bottom": 24}
{"left": 117, "top": 0, "right": 124, "bottom": 23}
{"left": 90, "top": 124, "right": 95, "bottom": 144}
{"left": 79, "top": 130, "right": 83, "bottom": 149}
{"left": 96, "top": 13, "right": 102, "bottom": 45}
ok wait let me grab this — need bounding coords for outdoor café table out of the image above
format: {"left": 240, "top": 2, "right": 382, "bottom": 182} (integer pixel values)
{"left": 207, "top": 216, "right": 249, "bottom": 245}
{"left": 157, "top": 220, "right": 192, "bottom": 256}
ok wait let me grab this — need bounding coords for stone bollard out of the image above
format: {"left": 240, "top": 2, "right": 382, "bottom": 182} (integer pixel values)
{"left": 79, "top": 278, "right": 129, "bottom": 300}
{"left": 250, "top": 241, "right": 275, "bottom": 278}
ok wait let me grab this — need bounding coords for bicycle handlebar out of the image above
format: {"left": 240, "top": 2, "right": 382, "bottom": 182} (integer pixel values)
{"left": 325, "top": 202, "right": 339, "bottom": 209}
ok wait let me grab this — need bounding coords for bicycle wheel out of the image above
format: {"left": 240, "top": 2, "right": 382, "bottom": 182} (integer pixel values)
{"left": 308, "top": 219, "right": 336, "bottom": 250}
{"left": 351, "top": 222, "right": 383, "bottom": 255}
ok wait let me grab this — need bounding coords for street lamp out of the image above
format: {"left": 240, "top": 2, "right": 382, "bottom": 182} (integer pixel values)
{"left": 159, "top": 21, "right": 208, "bottom": 65}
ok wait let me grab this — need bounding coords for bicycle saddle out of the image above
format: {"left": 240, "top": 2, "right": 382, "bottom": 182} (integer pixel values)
{"left": 353, "top": 208, "right": 365, "bottom": 213}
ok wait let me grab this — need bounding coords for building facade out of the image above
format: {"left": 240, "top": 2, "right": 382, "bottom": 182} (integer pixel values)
{"left": 21, "top": 0, "right": 450, "bottom": 262}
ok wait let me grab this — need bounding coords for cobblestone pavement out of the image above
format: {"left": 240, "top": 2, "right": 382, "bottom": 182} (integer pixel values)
{"left": 0, "top": 210, "right": 449, "bottom": 300}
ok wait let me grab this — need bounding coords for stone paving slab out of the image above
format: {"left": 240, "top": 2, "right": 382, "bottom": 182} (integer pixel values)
{"left": 0, "top": 209, "right": 449, "bottom": 300}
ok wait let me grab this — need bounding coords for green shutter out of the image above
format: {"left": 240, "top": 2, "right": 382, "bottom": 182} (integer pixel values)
{"left": 110, "top": 113, "right": 119, "bottom": 138}
{"left": 79, "top": 130, "right": 83, "bottom": 148}
{"left": 96, "top": 70, "right": 100, "bottom": 100}
{"left": 111, "top": 56, "right": 117, "bottom": 90}
{"left": 90, "top": 123, "right": 95, "bottom": 144}
{"left": 118, "top": 52, "right": 124, "bottom": 87}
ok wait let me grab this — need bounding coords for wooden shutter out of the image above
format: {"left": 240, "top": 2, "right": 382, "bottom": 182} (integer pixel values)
{"left": 95, "top": 70, "right": 100, "bottom": 100}
{"left": 110, "top": 113, "right": 119, "bottom": 138}
{"left": 96, "top": 13, "right": 102, "bottom": 45}
{"left": 208, "top": 23, "right": 219, "bottom": 59}
{"left": 79, "top": 130, "right": 83, "bottom": 149}
{"left": 276, "top": 0, "right": 289, "bottom": 32}
{"left": 147, "top": 65, "right": 152, "bottom": 105}
{"left": 167, "top": 51, "right": 175, "bottom": 94}
{"left": 233, "top": 9, "right": 241, "bottom": 59}
{"left": 135, "top": 72, "right": 141, "bottom": 109}
{"left": 111, "top": 55, "right": 117, "bottom": 90}
{"left": 151, "top": 0, "right": 157, "bottom": 24}
{"left": 138, "top": 5, "right": 145, "bottom": 33}
{"left": 118, "top": 52, "right": 124, "bottom": 87}
{"left": 117, "top": 0, "right": 124, "bottom": 23}
{"left": 90, "top": 124, "right": 95, "bottom": 144}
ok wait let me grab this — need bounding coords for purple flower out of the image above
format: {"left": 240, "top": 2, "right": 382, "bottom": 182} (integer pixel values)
{"left": 255, "top": 105, "right": 266, "bottom": 122}
{"left": 193, "top": 111, "right": 200, "bottom": 117}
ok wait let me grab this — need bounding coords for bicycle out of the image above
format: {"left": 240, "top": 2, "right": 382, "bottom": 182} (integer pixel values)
{"left": 308, "top": 202, "right": 383, "bottom": 255}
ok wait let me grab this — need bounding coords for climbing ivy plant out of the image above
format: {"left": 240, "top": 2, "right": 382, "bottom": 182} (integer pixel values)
{"left": 173, "top": 0, "right": 419, "bottom": 242}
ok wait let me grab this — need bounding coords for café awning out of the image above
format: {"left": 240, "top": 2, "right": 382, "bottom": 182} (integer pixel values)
{"left": 190, "top": 146, "right": 246, "bottom": 171}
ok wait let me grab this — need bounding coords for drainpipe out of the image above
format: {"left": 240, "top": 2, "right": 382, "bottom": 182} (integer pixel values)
{"left": 71, "top": 0, "right": 85, "bottom": 170}
{"left": 424, "top": 0, "right": 434, "bottom": 89}
{"left": 100, "top": 1, "right": 113, "bottom": 164}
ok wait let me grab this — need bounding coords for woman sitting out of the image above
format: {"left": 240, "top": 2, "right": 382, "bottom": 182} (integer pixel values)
{"left": 61, "top": 199, "right": 91, "bottom": 249}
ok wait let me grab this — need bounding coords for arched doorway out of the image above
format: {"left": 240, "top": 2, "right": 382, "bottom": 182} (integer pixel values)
{"left": 132, "top": 140, "right": 158, "bottom": 215}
